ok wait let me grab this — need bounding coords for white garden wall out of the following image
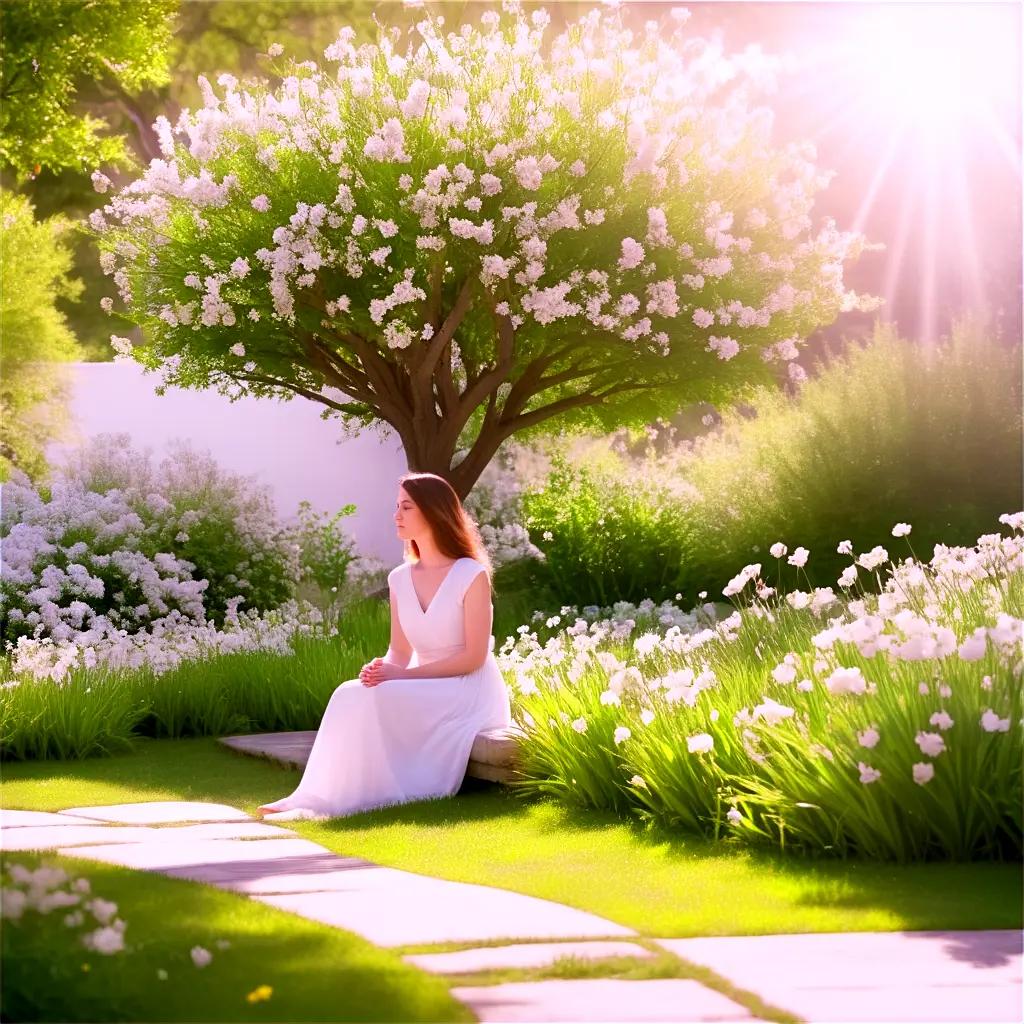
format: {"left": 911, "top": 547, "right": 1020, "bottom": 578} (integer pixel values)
{"left": 44, "top": 362, "right": 410, "bottom": 567}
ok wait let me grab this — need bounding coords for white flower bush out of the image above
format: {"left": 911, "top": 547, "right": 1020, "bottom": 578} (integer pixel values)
{"left": 497, "top": 514, "right": 1023, "bottom": 860}
{"left": 1, "top": 434, "right": 302, "bottom": 650}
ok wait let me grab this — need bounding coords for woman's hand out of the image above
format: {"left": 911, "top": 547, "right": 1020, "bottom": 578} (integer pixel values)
{"left": 359, "top": 657, "right": 405, "bottom": 686}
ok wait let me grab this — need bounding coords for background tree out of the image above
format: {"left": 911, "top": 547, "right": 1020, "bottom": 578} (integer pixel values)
{"left": 0, "top": 189, "right": 83, "bottom": 481}
{"left": 0, "top": 0, "right": 177, "bottom": 184}
{"left": 88, "top": 3, "right": 880, "bottom": 498}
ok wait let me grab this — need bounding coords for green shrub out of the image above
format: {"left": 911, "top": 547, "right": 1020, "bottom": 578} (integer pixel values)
{"left": 685, "top": 316, "right": 1022, "bottom": 595}
{"left": 520, "top": 450, "right": 700, "bottom": 608}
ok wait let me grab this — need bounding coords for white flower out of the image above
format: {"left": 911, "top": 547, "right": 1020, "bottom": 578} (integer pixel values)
{"left": 83, "top": 925, "right": 125, "bottom": 955}
{"left": 86, "top": 897, "right": 118, "bottom": 924}
{"left": 892, "top": 522, "right": 912, "bottom": 537}
{"left": 542, "top": 530, "right": 553, "bottom": 541}
{"left": 640, "top": 708, "right": 655, "bottom": 726}
{"left": 825, "top": 666, "right": 867, "bottom": 695}
{"left": 769, "top": 542, "right": 787, "bottom": 558}
{"left": 838, "top": 565, "right": 858, "bottom": 588}
{"left": 915, "top": 731, "right": 946, "bottom": 757}
{"left": 629, "top": 774, "right": 648, "bottom": 789}
{"left": 929, "top": 711, "right": 954, "bottom": 731}
{"left": 837, "top": 539, "right": 853, "bottom": 555}
{"left": 857, "top": 727, "right": 880, "bottom": 748}
{"left": 753, "top": 696, "right": 795, "bottom": 725}
{"left": 267, "top": 42, "right": 284, "bottom": 57}
{"left": 857, "top": 545, "right": 889, "bottom": 571}
{"left": 913, "top": 762, "right": 935, "bottom": 785}
{"left": 980, "top": 709, "right": 1010, "bottom": 733}
{"left": 726, "top": 807, "right": 742, "bottom": 824}
{"left": 787, "top": 547, "right": 809, "bottom": 568}
{"left": 687, "top": 732, "right": 714, "bottom": 754}
{"left": 772, "top": 661, "right": 797, "bottom": 685}
{"left": 618, "top": 237, "right": 645, "bottom": 271}
{"left": 229, "top": 342, "right": 245, "bottom": 357}
{"left": 190, "top": 945, "right": 213, "bottom": 968}
{"left": 599, "top": 689, "right": 621, "bottom": 706}
{"left": 858, "top": 762, "right": 881, "bottom": 784}
{"left": 251, "top": 194, "right": 271, "bottom": 212}
{"left": 571, "top": 717, "right": 587, "bottom": 733}
{"left": 91, "top": 170, "right": 111, "bottom": 193}
{"left": 613, "top": 726, "right": 631, "bottom": 745}
{"left": 957, "top": 628, "right": 987, "bottom": 661}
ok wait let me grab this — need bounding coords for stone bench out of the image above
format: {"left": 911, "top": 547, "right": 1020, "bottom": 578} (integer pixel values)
{"left": 218, "top": 726, "right": 526, "bottom": 784}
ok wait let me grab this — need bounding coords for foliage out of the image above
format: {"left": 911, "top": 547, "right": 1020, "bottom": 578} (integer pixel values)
{"left": 520, "top": 450, "right": 700, "bottom": 607}
{"left": 0, "top": 0, "right": 177, "bottom": 183}
{"left": 521, "top": 317, "right": 1021, "bottom": 606}
{"left": 682, "top": 316, "right": 1023, "bottom": 594}
{"left": 84, "top": 3, "right": 878, "bottom": 493}
{"left": 0, "top": 188, "right": 83, "bottom": 482}
{"left": 284, "top": 499, "right": 359, "bottom": 595}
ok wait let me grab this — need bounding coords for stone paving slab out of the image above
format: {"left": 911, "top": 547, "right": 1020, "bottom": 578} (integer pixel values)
{"left": 450, "top": 978, "right": 762, "bottom": 1022}
{"left": 258, "top": 875, "right": 636, "bottom": 948}
{"left": 0, "top": 810, "right": 101, "bottom": 828}
{"left": 61, "top": 801, "right": 253, "bottom": 824}
{"left": 53, "top": 836, "right": 335, "bottom": 874}
{"left": 658, "top": 930, "right": 1024, "bottom": 1023}
{"left": 404, "top": 940, "right": 654, "bottom": 975}
{"left": 1, "top": 821, "right": 293, "bottom": 852}
{"left": 3, "top": 824, "right": 160, "bottom": 850}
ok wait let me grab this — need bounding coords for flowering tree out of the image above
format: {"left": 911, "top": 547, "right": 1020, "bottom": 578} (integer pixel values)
{"left": 89, "top": 3, "right": 880, "bottom": 499}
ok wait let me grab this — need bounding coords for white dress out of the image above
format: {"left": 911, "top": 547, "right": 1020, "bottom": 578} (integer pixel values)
{"left": 260, "top": 557, "right": 512, "bottom": 821}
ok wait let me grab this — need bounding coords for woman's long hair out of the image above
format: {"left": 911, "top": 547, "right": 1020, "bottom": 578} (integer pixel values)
{"left": 398, "top": 472, "right": 494, "bottom": 587}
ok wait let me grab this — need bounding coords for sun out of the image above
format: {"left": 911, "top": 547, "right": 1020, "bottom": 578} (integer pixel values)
{"left": 777, "top": 1, "right": 1020, "bottom": 344}
{"left": 840, "top": 2, "right": 1018, "bottom": 146}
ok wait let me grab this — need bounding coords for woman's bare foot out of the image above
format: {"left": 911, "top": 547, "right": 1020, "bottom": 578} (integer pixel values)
{"left": 254, "top": 804, "right": 278, "bottom": 818}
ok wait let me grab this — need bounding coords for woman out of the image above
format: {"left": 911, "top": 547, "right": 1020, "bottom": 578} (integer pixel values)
{"left": 255, "top": 472, "right": 512, "bottom": 821}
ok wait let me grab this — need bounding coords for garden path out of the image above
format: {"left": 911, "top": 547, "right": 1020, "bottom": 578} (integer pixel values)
{"left": 2, "top": 803, "right": 1020, "bottom": 1023}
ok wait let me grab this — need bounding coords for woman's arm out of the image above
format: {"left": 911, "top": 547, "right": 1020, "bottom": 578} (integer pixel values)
{"left": 383, "top": 584, "right": 413, "bottom": 668}
{"left": 401, "top": 571, "right": 492, "bottom": 679}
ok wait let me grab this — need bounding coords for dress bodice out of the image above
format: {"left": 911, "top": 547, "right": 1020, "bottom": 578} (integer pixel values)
{"left": 387, "top": 557, "right": 495, "bottom": 666}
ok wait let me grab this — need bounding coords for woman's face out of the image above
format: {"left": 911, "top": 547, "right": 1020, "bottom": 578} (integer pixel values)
{"left": 394, "top": 487, "right": 425, "bottom": 539}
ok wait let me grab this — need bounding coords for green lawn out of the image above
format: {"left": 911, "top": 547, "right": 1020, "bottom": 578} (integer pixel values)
{"left": 1, "top": 847, "right": 471, "bottom": 1023}
{"left": 4, "top": 736, "right": 1020, "bottom": 942}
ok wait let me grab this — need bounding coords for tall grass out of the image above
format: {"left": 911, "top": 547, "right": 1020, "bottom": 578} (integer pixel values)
{"left": 0, "top": 600, "right": 390, "bottom": 760}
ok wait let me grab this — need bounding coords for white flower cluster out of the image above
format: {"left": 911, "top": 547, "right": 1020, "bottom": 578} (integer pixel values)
{"left": 499, "top": 513, "right": 1022, "bottom": 795}
{"left": 7, "top": 597, "right": 340, "bottom": 683}
{"left": 1, "top": 861, "right": 127, "bottom": 956}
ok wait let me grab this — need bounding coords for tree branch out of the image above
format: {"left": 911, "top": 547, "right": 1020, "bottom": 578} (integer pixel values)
{"left": 232, "top": 370, "right": 361, "bottom": 413}
{"left": 497, "top": 377, "right": 664, "bottom": 439}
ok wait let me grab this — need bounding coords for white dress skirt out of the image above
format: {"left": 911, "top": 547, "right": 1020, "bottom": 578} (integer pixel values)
{"left": 260, "top": 557, "right": 512, "bottom": 821}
